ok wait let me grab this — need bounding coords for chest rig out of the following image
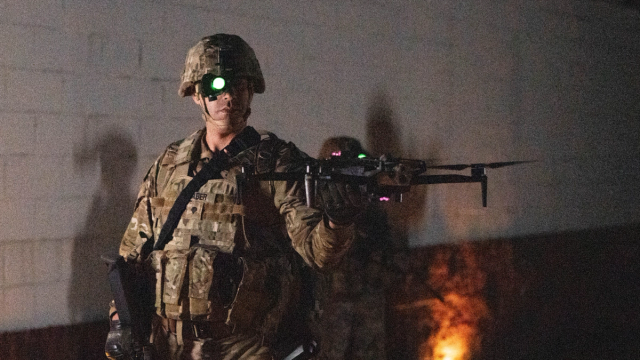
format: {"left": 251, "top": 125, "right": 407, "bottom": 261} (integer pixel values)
{"left": 147, "top": 127, "right": 301, "bottom": 333}
{"left": 153, "top": 126, "right": 264, "bottom": 254}
{"left": 151, "top": 164, "right": 241, "bottom": 254}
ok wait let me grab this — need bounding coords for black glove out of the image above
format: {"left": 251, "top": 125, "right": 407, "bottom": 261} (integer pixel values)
{"left": 318, "top": 181, "right": 363, "bottom": 225}
{"left": 105, "top": 314, "right": 133, "bottom": 360}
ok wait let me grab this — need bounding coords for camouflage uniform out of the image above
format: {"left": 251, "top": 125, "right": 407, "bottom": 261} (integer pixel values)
{"left": 119, "top": 127, "right": 355, "bottom": 360}
{"left": 108, "top": 34, "right": 356, "bottom": 360}
{"left": 314, "top": 137, "right": 391, "bottom": 360}
{"left": 315, "top": 205, "right": 390, "bottom": 360}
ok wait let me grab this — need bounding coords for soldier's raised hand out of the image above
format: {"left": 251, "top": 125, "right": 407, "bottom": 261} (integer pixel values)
{"left": 318, "top": 180, "right": 364, "bottom": 226}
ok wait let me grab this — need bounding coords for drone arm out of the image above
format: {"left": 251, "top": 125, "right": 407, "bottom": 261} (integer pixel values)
{"left": 472, "top": 166, "right": 488, "bottom": 207}
{"left": 414, "top": 171, "right": 488, "bottom": 207}
{"left": 413, "top": 174, "right": 480, "bottom": 184}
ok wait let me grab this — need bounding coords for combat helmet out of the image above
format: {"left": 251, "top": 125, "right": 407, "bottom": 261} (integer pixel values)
{"left": 178, "top": 34, "right": 265, "bottom": 97}
{"left": 318, "top": 137, "right": 370, "bottom": 160}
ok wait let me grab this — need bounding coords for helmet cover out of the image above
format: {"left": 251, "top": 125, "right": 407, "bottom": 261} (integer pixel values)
{"left": 178, "top": 34, "right": 265, "bottom": 97}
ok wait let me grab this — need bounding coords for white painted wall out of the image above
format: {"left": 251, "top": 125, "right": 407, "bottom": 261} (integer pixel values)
{"left": 0, "top": 0, "right": 638, "bottom": 331}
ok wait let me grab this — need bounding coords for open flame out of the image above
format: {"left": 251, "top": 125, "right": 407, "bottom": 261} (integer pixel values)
{"left": 424, "top": 243, "right": 489, "bottom": 360}
{"left": 433, "top": 332, "right": 466, "bottom": 360}
{"left": 393, "top": 242, "right": 516, "bottom": 359}
{"left": 423, "top": 292, "right": 487, "bottom": 360}
{"left": 410, "top": 243, "right": 490, "bottom": 360}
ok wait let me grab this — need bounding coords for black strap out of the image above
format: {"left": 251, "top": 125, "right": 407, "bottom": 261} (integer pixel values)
{"left": 154, "top": 126, "right": 261, "bottom": 251}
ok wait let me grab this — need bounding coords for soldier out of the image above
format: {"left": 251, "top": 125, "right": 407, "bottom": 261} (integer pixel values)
{"left": 105, "top": 34, "right": 361, "bottom": 360}
{"left": 315, "top": 137, "right": 392, "bottom": 360}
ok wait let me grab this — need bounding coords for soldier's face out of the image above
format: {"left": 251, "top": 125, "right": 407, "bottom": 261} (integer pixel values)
{"left": 194, "top": 78, "right": 253, "bottom": 134}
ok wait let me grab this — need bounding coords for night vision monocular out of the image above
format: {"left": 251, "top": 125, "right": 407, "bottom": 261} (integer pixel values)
{"left": 200, "top": 73, "right": 229, "bottom": 101}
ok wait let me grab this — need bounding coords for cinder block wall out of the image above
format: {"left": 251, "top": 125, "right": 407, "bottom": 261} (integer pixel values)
{"left": 1, "top": 0, "right": 639, "bottom": 331}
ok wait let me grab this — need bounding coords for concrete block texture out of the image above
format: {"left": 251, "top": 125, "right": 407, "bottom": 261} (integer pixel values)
{"left": 31, "top": 239, "right": 63, "bottom": 283}
{"left": 34, "top": 281, "right": 71, "bottom": 327}
{"left": 87, "top": 34, "right": 142, "bottom": 77}
{"left": 5, "top": 155, "right": 66, "bottom": 200}
{"left": 0, "top": 199, "right": 37, "bottom": 242}
{"left": 35, "top": 197, "right": 93, "bottom": 240}
{"left": 2, "top": 285, "right": 36, "bottom": 331}
{"left": 3, "top": 242, "right": 35, "bottom": 286}
{"left": 2, "top": 0, "right": 64, "bottom": 29}
{"left": 0, "top": 67, "right": 6, "bottom": 101}
{"left": 3, "top": 70, "right": 66, "bottom": 113}
{"left": 0, "top": 113, "right": 35, "bottom": 155}
{"left": 0, "top": 24, "right": 83, "bottom": 72}
{"left": 0, "top": 247, "right": 3, "bottom": 286}
{"left": 63, "top": 0, "right": 167, "bottom": 38}
{"left": 71, "top": 75, "right": 159, "bottom": 117}
{"left": 35, "top": 114, "right": 85, "bottom": 155}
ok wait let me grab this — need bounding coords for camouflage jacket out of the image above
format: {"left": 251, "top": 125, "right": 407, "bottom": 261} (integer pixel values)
{"left": 118, "top": 127, "right": 354, "bottom": 333}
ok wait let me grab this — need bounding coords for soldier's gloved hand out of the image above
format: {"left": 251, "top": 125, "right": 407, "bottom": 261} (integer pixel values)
{"left": 319, "top": 181, "right": 363, "bottom": 226}
{"left": 105, "top": 312, "right": 133, "bottom": 359}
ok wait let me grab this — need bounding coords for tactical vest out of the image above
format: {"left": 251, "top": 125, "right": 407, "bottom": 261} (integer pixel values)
{"left": 146, "top": 129, "right": 304, "bottom": 340}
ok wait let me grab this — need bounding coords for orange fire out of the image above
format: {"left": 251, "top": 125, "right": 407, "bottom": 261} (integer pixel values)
{"left": 393, "top": 242, "right": 516, "bottom": 359}
{"left": 393, "top": 243, "right": 492, "bottom": 359}
{"left": 433, "top": 333, "right": 467, "bottom": 360}
{"left": 423, "top": 244, "right": 489, "bottom": 360}
{"left": 423, "top": 292, "right": 488, "bottom": 360}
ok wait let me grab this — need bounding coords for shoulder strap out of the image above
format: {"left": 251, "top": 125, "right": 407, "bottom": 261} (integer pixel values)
{"left": 154, "top": 126, "right": 261, "bottom": 251}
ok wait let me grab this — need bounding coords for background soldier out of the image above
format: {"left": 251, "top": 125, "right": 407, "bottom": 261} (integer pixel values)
{"left": 314, "top": 137, "right": 392, "bottom": 360}
{"left": 105, "top": 34, "right": 361, "bottom": 360}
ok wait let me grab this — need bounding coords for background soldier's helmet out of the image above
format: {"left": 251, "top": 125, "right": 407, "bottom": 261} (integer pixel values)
{"left": 178, "top": 34, "right": 265, "bottom": 97}
{"left": 318, "top": 137, "right": 370, "bottom": 160}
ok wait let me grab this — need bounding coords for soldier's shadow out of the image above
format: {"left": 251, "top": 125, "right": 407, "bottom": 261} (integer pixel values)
{"left": 365, "top": 90, "right": 429, "bottom": 250}
{"left": 68, "top": 129, "right": 137, "bottom": 325}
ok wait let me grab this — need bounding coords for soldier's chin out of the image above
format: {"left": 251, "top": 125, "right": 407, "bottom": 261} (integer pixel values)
{"left": 207, "top": 116, "right": 246, "bottom": 133}
{"left": 229, "top": 113, "right": 248, "bottom": 127}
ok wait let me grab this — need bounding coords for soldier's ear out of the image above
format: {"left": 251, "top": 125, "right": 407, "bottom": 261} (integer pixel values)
{"left": 192, "top": 95, "right": 208, "bottom": 112}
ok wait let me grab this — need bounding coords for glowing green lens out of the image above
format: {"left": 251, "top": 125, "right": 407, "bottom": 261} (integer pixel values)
{"left": 358, "top": 153, "right": 367, "bottom": 159}
{"left": 212, "top": 77, "right": 225, "bottom": 90}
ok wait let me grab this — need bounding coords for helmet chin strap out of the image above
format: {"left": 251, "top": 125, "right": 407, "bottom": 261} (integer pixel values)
{"left": 199, "top": 93, "right": 213, "bottom": 117}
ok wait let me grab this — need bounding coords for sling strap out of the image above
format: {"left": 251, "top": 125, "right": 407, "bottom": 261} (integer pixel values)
{"left": 154, "top": 126, "right": 261, "bottom": 251}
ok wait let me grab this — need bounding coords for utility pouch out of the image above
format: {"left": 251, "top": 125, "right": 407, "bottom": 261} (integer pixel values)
{"left": 149, "top": 250, "right": 187, "bottom": 319}
{"left": 148, "top": 251, "right": 167, "bottom": 313}
{"left": 163, "top": 250, "right": 189, "bottom": 307}
{"left": 150, "top": 247, "right": 238, "bottom": 321}
{"left": 188, "top": 247, "right": 216, "bottom": 317}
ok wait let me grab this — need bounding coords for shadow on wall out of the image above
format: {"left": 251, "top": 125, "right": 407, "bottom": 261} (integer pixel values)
{"left": 365, "top": 89, "right": 431, "bottom": 249}
{"left": 68, "top": 129, "right": 137, "bottom": 323}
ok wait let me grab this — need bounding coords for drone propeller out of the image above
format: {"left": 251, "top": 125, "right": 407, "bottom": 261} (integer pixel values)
{"left": 427, "top": 160, "right": 536, "bottom": 171}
